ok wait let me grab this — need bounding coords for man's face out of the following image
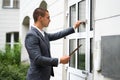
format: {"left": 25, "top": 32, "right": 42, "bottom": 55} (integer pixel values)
{"left": 40, "top": 12, "right": 50, "bottom": 27}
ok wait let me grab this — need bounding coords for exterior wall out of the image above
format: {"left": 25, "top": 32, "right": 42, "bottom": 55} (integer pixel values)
{"left": 19, "top": 0, "right": 120, "bottom": 80}
{"left": 46, "top": 1, "right": 67, "bottom": 80}
{"left": 0, "top": 0, "right": 119, "bottom": 80}
{"left": 94, "top": 0, "right": 120, "bottom": 80}
{"left": 0, "top": 0, "right": 19, "bottom": 49}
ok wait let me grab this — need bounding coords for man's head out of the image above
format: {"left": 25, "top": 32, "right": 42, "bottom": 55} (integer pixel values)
{"left": 33, "top": 8, "right": 50, "bottom": 28}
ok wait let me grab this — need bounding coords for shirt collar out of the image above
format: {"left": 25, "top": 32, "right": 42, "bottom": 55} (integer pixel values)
{"left": 32, "top": 25, "right": 45, "bottom": 37}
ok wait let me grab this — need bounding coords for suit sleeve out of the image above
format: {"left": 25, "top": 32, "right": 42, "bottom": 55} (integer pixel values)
{"left": 47, "top": 27, "right": 75, "bottom": 41}
{"left": 25, "top": 33, "right": 58, "bottom": 67}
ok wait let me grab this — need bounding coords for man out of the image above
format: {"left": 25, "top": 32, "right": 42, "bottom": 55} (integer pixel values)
{"left": 25, "top": 8, "right": 83, "bottom": 80}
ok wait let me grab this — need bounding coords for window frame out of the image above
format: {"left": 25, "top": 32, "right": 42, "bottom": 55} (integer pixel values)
{"left": 67, "top": 0, "right": 93, "bottom": 72}
{"left": 6, "top": 32, "right": 19, "bottom": 49}
{"left": 2, "top": 0, "right": 19, "bottom": 9}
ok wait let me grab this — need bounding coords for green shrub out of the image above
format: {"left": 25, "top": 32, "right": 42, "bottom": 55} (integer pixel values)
{"left": 0, "top": 63, "right": 29, "bottom": 80}
{"left": 0, "top": 42, "right": 29, "bottom": 80}
{"left": 5, "top": 43, "right": 21, "bottom": 65}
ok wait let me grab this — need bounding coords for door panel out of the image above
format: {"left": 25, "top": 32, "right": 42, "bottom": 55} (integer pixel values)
{"left": 68, "top": 67, "right": 87, "bottom": 80}
{"left": 67, "top": 0, "right": 93, "bottom": 80}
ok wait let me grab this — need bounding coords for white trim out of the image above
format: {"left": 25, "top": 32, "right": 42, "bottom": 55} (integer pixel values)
{"left": 67, "top": 31, "right": 93, "bottom": 39}
{"left": 10, "top": 0, "right": 13, "bottom": 7}
{"left": 67, "top": 0, "right": 93, "bottom": 80}
{"left": 68, "top": 67, "right": 87, "bottom": 78}
{"left": 11, "top": 33, "right": 14, "bottom": 48}
{"left": 68, "top": 0, "right": 85, "bottom": 6}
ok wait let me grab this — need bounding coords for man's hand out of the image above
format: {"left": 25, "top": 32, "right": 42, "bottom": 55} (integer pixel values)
{"left": 74, "top": 20, "right": 85, "bottom": 29}
{"left": 60, "top": 56, "right": 70, "bottom": 64}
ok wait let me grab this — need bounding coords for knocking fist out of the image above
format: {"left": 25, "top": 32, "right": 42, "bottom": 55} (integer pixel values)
{"left": 74, "top": 20, "right": 85, "bottom": 29}
{"left": 60, "top": 56, "right": 70, "bottom": 64}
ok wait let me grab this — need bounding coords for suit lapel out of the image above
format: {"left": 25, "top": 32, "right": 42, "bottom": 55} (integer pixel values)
{"left": 31, "top": 27, "right": 50, "bottom": 50}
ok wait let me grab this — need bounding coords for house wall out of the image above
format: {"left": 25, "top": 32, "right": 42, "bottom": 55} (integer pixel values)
{"left": 20, "top": 0, "right": 120, "bottom": 80}
{"left": 94, "top": 0, "right": 120, "bottom": 80}
{"left": 0, "top": 0, "right": 19, "bottom": 50}
{"left": 46, "top": 0, "right": 67, "bottom": 80}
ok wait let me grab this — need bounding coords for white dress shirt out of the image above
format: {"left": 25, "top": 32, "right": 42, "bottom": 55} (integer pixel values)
{"left": 33, "top": 25, "right": 45, "bottom": 37}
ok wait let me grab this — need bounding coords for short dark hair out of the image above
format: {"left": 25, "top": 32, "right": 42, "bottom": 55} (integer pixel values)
{"left": 33, "top": 8, "right": 48, "bottom": 22}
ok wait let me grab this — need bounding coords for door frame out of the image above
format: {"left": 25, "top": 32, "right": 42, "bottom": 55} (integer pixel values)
{"left": 66, "top": 0, "right": 93, "bottom": 80}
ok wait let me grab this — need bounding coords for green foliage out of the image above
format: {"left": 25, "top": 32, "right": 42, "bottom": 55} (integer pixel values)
{"left": 0, "top": 43, "right": 29, "bottom": 80}
{"left": 0, "top": 63, "right": 29, "bottom": 80}
{"left": 4, "top": 43, "right": 21, "bottom": 65}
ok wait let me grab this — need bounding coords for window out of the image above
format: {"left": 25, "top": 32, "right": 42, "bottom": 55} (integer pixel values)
{"left": 3, "top": 0, "right": 19, "bottom": 9}
{"left": 77, "top": 39, "right": 85, "bottom": 70}
{"left": 69, "top": 39, "right": 76, "bottom": 68}
{"left": 68, "top": 0, "right": 93, "bottom": 72}
{"left": 69, "top": 4, "right": 77, "bottom": 68}
{"left": 14, "top": 32, "right": 19, "bottom": 42}
{"left": 70, "top": 4, "right": 76, "bottom": 27}
{"left": 6, "top": 32, "right": 19, "bottom": 49}
{"left": 78, "top": 0, "right": 86, "bottom": 32}
{"left": 6, "top": 33, "right": 11, "bottom": 42}
{"left": 67, "top": 0, "right": 93, "bottom": 79}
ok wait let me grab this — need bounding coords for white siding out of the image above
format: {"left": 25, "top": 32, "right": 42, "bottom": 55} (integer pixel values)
{"left": 94, "top": 0, "right": 120, "bottom": 80}
{"left": 95, "top": 0, "right": 120, "bottom": 20}
{"left": 0, "top": 0, "right": 19, "bottom": 49}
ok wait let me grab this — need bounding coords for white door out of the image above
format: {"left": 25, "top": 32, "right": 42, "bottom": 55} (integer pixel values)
{"left": 67, "top": 0, "right": 93, "bottom": 80}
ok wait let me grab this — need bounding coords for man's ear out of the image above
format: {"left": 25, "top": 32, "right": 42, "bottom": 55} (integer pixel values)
{"left": 38, "top": 16, "right": 42, "bottom": 21}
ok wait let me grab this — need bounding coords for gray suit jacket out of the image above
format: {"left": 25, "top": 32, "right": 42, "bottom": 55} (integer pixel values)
{"left": 25, "top": 26, "right": 75, "bottom": 80}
